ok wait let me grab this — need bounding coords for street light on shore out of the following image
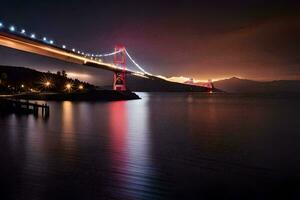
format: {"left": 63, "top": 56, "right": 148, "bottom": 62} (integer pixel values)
{"left": 44, "top": 81, "right": 51, "bottom": 87}
{"left": 66, "top": 83, "right": 72, "bottom": 92}
{"left": 78, "top": 85, "right": 84, "bottom": 90}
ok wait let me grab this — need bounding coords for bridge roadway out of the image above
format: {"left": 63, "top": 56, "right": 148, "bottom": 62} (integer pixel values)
{"left": 0, "top": 31, "right": 146, "bottom": 77}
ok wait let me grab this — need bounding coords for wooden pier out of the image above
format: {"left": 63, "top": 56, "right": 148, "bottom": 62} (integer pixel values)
{"left": 0, "top": 98, "right": 49, "bottom": 117}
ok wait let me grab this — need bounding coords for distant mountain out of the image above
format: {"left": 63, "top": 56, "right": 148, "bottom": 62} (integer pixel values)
{"left": 126, "top": 74, "right": 218, "bottom": 92}
{"left": 0, "top": 66, "right": 218, "bottom": 93}
{"left": 213, "top": 77, "right": 300, "bottom": 93}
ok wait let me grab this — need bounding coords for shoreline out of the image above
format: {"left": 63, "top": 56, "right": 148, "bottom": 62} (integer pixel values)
{"left": 2, "top": 90, "right": 141, "bottom": 101}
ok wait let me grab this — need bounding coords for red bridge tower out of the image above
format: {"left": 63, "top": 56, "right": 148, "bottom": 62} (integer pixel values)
{"left": 113, "top": 45, "right": 127, "bottom": 91}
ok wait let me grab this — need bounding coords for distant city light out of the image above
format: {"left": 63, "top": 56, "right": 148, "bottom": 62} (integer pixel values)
{"left": 78, "top": 85, "right": 84, "bottom": 90}
{"left": 9, "top": 26, "right": 15, "bottom": 32}
{"left": 21, "top": 84, "right": 24, "bottom": 88}
{"left": 31, "top": 33, "right": 36, "bottom": 38}
{"left": 21, "top": 29, "right": 26, "bottom": 34}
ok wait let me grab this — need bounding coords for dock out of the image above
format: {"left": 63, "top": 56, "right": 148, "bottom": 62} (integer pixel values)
{"left": 0, "top": 98, "right": 49, "bottom": 118}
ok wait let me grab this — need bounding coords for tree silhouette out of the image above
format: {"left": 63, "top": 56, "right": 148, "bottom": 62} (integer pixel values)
{"left": 0, "top": 73, "right": 8, "bottom": 85}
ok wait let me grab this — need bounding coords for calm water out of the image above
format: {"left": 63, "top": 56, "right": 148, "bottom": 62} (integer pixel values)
{"left": 0, "top": 93, "right": 300, "bottom": 200}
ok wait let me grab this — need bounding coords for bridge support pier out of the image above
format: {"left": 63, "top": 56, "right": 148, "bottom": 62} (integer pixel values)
{"left": 113, "top": 45, "right": 127, "bottom": 91}
{"left": 113, "top": 71, "right": 126, "bottom": 91}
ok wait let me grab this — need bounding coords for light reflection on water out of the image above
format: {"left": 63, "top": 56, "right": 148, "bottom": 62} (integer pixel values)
{"left": 108, "top": 97, "right": 160, "bottom": 199}
{"left": 62, "top": 101, "right": 74, "bottom": 133}
{"left": 0, "top": 93, "right": 300, "bottom": 199}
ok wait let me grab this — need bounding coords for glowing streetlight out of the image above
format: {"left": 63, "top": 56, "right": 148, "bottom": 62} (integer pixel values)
{"left": 43, "top": 37, "right": 47, "bottom": 41}
{"left": 0, "top": 22, "right": 4, "bottom": 28}
{"left": 62, "top": 45, "right": 66, "bottom": 49}
{"left": 31, "top": 33, "right": 36, "bottom": 38}
{"left": 21, "top": 84, "right": 24, "bottom": 88}
{"left": 49, "top": 40, "right": 54, "bottom": 44}
{"left": 65, "top": 83, "right": 72, "bottom": 91}
{"left": 21, "top": 29, "right": 26, "bottom": 34}
{"left": 72, "top": 48, "right": 76, "bottom": 52}
{"left": 78, "top": 85, "right": 84, "bottom": 90}
{"left": 44, "top": 81, "right": 51, "bottom": 87}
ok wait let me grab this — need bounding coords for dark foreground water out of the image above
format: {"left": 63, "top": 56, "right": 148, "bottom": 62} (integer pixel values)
{"left": 0, "top": 93, "right": 300, "bottom": 200}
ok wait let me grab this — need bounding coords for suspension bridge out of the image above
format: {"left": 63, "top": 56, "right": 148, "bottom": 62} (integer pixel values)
{"left": 0, "top": 21, "right": 213, "bottom": 91}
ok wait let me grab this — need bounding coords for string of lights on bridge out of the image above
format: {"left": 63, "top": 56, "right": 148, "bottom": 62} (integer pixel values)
{"left": 0, "top": 21, "right": 150, "bottom": 75}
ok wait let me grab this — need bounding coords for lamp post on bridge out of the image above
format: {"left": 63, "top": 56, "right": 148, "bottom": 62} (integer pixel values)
{"left": 113, "top": 45, "right": 127, "bottom": 91}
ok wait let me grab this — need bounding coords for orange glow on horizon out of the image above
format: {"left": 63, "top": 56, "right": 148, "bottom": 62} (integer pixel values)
{"left": 156, "top": 75, "right": 244, "bottom": 84}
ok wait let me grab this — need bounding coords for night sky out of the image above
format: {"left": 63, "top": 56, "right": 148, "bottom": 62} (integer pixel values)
{"left": 0, "top": 0, "right": 299, "bottom": 85}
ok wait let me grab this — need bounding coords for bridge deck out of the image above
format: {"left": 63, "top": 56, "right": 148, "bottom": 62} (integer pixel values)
{"left": 0, "top": 31, "right": 133, "bottom": 74}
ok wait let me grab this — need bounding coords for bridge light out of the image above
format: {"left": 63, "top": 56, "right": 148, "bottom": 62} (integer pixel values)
{"left": 21, "top": 29, "right": 26, "bottom": 34}
{"left": 72, "top": 48, "right": 75, "bottom": 52}
{"left": 62, "top": 45, "right": 66, "bottom": 49}
{"left": 49, "top": 40, "right": 54, "bottom": 44}
{"left": 9, "top": 26, "right": 15, "bottom": 32}
{"left": 0, "top": 22, "right": 3, "bottom": 28}
{"left": 77, "top": 51, "right": 80, "bottom": 54}
{"left": 43, "top": 37, "right": 47, "bottom": 42}
{"left": 31, "top": 33, "right": 36, "bottom": 39}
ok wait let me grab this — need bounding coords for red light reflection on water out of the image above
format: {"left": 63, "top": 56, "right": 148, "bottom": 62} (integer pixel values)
{"left": 108, "top": 100, "right": 156, "bottom": 199}
{"left": 109, "top": 101, "right": 128, "bottom": 158}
